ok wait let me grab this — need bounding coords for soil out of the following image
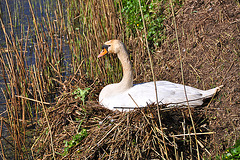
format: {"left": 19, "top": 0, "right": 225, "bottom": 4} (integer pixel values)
{"left": 156, "top": 0, "right": 240, "bottom": 156}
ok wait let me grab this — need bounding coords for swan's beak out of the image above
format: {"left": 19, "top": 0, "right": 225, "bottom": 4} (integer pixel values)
{"left": 98, "top": 48, "right": 108, "bottom": 58}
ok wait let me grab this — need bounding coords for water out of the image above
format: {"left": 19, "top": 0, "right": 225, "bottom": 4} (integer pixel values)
{"left": 0, "top": 0, "right": 58, "bottom": 107}
{"left": 0, "top": 0, "right": 68, "bottom": 158}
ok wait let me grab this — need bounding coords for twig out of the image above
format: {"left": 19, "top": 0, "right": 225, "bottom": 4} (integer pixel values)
{"left": 189, "top": 64, "right": 201, "bottom": 79}
{"left": 171, "top": 132, "right": 215, "bottom": 137}
{"left": 15, "top": 95, "right": 51, "bottom": 105}
{"left": 173, "top": 137, "right": 178, "bottom": 160}
{"left": 188, "top": 127, "right": 193, "bottom": 160}
{"left": 0, "top": 117, "right": 7, "bottom": 160}
{"left": 197, "top": 139, "right": 211, "bottom": 156}
{"left": 220, "top": 60, "right": 235, "bottom": 85}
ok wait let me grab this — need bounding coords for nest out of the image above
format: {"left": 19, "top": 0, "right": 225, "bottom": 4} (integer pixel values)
{"left": 32, "top": 90, "right": 213, "bottom": 159}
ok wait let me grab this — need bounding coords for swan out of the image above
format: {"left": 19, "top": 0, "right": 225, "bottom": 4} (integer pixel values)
{"left": 98, "top": 40, "right": 222, "bottom": 110}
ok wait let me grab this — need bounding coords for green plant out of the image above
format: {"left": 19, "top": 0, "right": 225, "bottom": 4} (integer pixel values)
{"left": 63, "top": 129, "right": 88, "bottom": 156}
{"left": 122, "top": 0, "right": 166, "bottom": 47}
{"left": 217, "top": 140, "right": 240, "bottom": 160}
{"left": 72, "top": 87, "right": 90, "bottom": 105}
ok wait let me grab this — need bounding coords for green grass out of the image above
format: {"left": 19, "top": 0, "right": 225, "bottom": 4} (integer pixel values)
{"left": 217, "top": 140, "right": 240, "bottom": 160}
{"left": 122, "top": 0, "right": 166, "bottom": 47}
{"left": 63, "top": 129, "right": 88, "bottom": 156}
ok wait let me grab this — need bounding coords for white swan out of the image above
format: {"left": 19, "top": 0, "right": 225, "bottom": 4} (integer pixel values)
{"left": 98, "top": 40, "right": 222, "bottom": 110}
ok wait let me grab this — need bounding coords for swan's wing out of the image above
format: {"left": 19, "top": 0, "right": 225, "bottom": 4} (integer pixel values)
{"left": 101, "top": 81, "right": 220, "bottom": 110}
{"left": 132, "top": 81, "right": 215, "bottom": 106}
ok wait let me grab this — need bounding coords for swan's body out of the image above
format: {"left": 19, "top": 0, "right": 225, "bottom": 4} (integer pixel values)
{"left": 98, "top": 40, "right": 222, "bottom": 110}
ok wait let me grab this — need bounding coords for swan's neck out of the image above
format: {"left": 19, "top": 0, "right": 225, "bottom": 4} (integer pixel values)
{"left": 117, "top": 48, "right": 133, "bottom": 90}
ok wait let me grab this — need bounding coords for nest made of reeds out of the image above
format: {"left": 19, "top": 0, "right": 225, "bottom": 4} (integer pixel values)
{"left": 32, "top": 86, "right": 214, "bottom": 159}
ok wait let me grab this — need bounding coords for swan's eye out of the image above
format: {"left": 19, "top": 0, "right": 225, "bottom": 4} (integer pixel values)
{"left": 101, "top": 44, "right": 111, "bottom": 50}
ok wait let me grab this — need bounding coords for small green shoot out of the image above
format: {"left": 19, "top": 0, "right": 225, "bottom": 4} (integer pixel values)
{"left": 72, "top": 87, "right": 90, "bottom": 105}
{"left": 63, "top": 129, "right": 88, "bottom": 156}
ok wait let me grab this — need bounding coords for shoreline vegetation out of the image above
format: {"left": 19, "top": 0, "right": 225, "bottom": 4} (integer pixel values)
{"left": 0, "top": 0, "right": 239, "bottom": 159}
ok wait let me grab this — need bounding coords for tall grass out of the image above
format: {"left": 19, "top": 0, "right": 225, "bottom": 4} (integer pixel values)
{"left": 0, "top": 0, "right": 68, "bottom": 158}
{"left": 65, "top": 0, "right": 126, "bottom": 83}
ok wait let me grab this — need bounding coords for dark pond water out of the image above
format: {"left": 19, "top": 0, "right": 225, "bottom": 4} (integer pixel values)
{"left": 0, "top": 0, "right": 60, "bottom": 105}
{"left": 0, "top": 0, "right": 68, "bottom": 158}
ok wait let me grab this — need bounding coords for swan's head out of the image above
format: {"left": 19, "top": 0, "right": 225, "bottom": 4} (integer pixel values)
{"left": 98, "top": 40, "right": 126, "bottom": 58}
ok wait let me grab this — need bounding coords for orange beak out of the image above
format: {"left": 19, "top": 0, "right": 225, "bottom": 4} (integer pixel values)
{"left": 98, "top": 48, "right": 108, "bottom": 58}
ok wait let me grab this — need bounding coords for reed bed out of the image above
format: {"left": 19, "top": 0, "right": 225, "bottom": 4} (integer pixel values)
{"left": 0, "top": 0, "right": 69, "bottom": 158}
{"left": 0, "top": 0, "right": 239, "bottom": 159}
